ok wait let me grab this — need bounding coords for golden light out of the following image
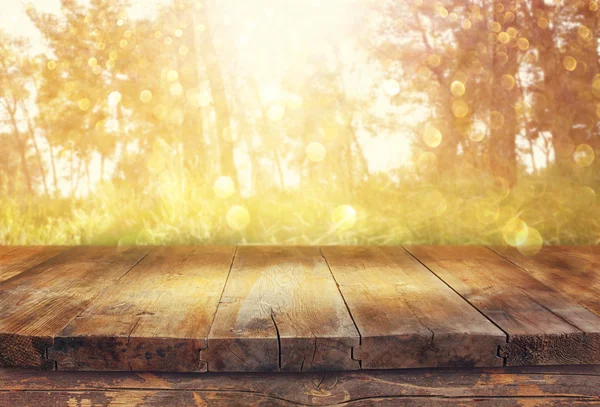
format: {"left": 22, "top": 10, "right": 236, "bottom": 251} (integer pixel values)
{"left": 452, "top": 100, "right": 469, "bottom": 118}
{"left": 199, "top": 92, "right": 211, "bottom": 107}
{"left": 579, "top": 186, "right": 596, "bottom": 207}
{"left": 306, "top": 142, "right": 326, "bottom": 163}
{"left": 332, "top": 205, "right": 357, "bottom": 231}
{"left": 108, "top": 91, "right": 122, "bottom": 106}
{"left": 213, "top": 176, "right": 236, "bottom": 199}
{"left": 501, "top": 74, "right": 515, "bottom": 90}
{"left": 496, "top": 52, "right": 509, "bottom": 65}
{"left": 423, "top": 124, "right": 442, "bottom": 148}
{"left": 450, "top": 81, "right": 466, "bottom": 97}
{"left": 170, "top": 82, "right": 183, "bottom": 97}
{"left": 517, "top": 227, "right": 543, "bottom": 256}
{"left": 563, "top": 56, "right": 577, "bottom": 72}
{"left": 502, "top": 218, "right": 529, "bottom": 247}
{"left": 498, "top": 32, "right": 510, "bottom": 44}
{"left": 476, "top": 200, "right": 499, "bottom": 225}
{"left": 287, "top": 94, "right": 303, "bottom": 110}
{"left": 140, "top": 90, "right": 153, "bottom": 103}
{"left": 226, "top": 206, "right": 251, "bottom": 231}
{"left": 3, "top": 0, "right": 599, "bottom": 248}
{"left": 78, "top": 98, "right": 91, "bottom": 111}
{"left": 574, "top": 144, "right": 595, "bottom": 167}
{"left": 167, "top": 69, "right": 179, "bottom": 82}
{"left": 384, "top": 79, "right": 400, "bottom": 96}
{"left": 425, "top": 190, "right": 448, "bottom": 217}
{"left": 469, "top": 122, "right": 486, "bottom": 142}
{"left": 267, "top": 104, "right": 285, "bottom": 122}
{"left": 517, "top": 37, "right": 529, "bottom": 50}
{"left": 427, "top": 54, "right": 441, "bottom": 67}
{"left": 578, "top": 26, "right": 592, "bottom": 41}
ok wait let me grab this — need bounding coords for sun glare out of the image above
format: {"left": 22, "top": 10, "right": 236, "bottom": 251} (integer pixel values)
{"left": 213, "top": 0, "right": 359, "bottom": 81}
{"left": 1, "top": 0, "right": 599, "bottom": 246}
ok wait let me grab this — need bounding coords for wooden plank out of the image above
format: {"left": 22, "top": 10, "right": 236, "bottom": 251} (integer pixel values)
{"left": 0, "top": 246, "right": 150, "bottom": 369}
{"left": 3, "top": 392, "right": 599, "bottom": 407}
{"left": 201, "top": 246, "right": 360, "bottom": 372}
{"left": 322, "top": 246, "right": 505, "bottom": 369}
{"left": 1, "top": 366, "right": 599, "bottom": 406}
{"left": 406, "top": 246, "right": 600, "bottom": 366}
{"left": 494, "top": 246, "right": 600, "bottom": 317}
{"left": 49, "top": 246, "right": 236, "bottom": 372}
{"left": 0, "top": 246, "right": 68, "bottom": 283}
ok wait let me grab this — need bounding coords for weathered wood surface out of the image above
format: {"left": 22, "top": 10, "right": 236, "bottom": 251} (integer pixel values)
{"left": 407, "top": 246, "right": 600, "bottom": 367}
{"left": 201, "top": 246, "right": 360, "bottom": 372}
{"left": 2, "top": 245, "right": 600, "bottom": 372}
{"left": 48, "top": 246, "right": 236, "bottom": 372}
{"left": 495, "top": 246, "right": 600, "bottom": 316}
{"left": 322, "top": 246, "right": 505, "bottom": 369}
{"left": 1, "top": 366, "right": 599, "bottom": 406}
{"left": 0, "top": 247, "right": 150, "bottom": 369}
{"left": 0, "top": 246, "right": 68, "bottom": 283}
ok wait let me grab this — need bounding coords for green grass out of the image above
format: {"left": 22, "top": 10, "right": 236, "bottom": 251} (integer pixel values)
{"left": 1, "top": 169, "right": 598, "bottom": 247}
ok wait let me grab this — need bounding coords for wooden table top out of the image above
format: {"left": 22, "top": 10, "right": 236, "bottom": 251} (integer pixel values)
{"left": 0, "top": 245, "right": 599, "bottom": 373}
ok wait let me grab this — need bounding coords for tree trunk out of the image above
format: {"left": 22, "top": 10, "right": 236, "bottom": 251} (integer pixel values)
{"left": 7, "top": 110, "right": 33, "bottom": 195}
{"left": 179, "top": 0, "right": 206, "bottom": 174}
{"left": 194, "top": 1, "right": 236, "bottom": 183}
{"left": 20, "top": 102, "right": 49, "bottom": 196}
{"left": 48, "top": 141, "right": 59, "bottom": 196}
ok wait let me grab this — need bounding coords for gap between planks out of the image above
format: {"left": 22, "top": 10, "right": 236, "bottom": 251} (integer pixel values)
{"left": 5, "top": 245, "right": 600, "bottom": 372}
{"left": 402, "top": 245, "right": 510, "bottom": 366}
{"left": 320, "top": 247, "right": 363, "bottom": 369}
{"left": 3, "top": 245, "right": 508, "bottom": 372}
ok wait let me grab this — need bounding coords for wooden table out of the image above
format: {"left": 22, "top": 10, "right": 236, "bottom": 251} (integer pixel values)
{"left": 1, "top": 245, "right": 599, "bottom": 405}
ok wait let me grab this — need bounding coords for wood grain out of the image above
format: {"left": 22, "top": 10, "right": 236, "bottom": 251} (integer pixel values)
{"left": 322, "top": 246, "right": 505, "bottom": 369}
{"left": 494, "top": 246, "right": 600, "bottom": 316}
{"left": 0, "top": 246, "right": 68, "bottom": 283}
{"left": 407, "top": 246, "right": 600, "bottom": 366}
{"left": 4, "top": 392, "right": 599, "bottom": 406}
{"left": 0, "top": 246, "right": 150, "bottom": 369}
{"left": 1, "top": 366, "right": 599, "bottom": 406}
{"left": 48, "top": 246, "right": 235, "bottom": 372}
{"left": 202, "top": 246, "right": 360, "bottom": 372}
{"left": 3, "top": 245, "right": 600, "bottom": 373}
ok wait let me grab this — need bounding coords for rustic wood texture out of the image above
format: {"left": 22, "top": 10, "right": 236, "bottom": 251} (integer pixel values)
{"left": 201, "top": 246, "right": 360, "bottom": 372}
{"left": 0, "top": 246, "right": 68, "bottom": 283}
{"left": 494, "top": 246, "right": 600, "bottom": 316}
{"left": 322, "top": 246, "right": 505, "bottom": 369}
{"left": 406, "top": 246, "right": 600, "bottom": 367}
{"left": 1, "top": 366, "right": 599, "bottom": 406}
{"left": 48, "top": 246, "right": 236, "bottom": 372}
{"left": 0, "top": 246, "right": 150, "bottom": 369}
{"left": 3, "top": 245, "right": 600, "bottom": 372}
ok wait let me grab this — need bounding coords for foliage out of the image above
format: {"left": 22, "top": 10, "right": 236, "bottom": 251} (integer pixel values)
{"left": 0, "top": 0, "right": 599, "bottom": 249}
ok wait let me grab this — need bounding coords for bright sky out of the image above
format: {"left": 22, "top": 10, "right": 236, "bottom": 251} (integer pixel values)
{"left": 1, "top": 0, "right": 58, "bottom": 53}
{"left": 2, "top": 0, "right": 166, "bottom": 52}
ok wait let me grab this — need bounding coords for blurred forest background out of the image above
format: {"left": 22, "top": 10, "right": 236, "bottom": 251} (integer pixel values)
{"left": 0, "top": 0, "right": 599, "bottom": 251}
